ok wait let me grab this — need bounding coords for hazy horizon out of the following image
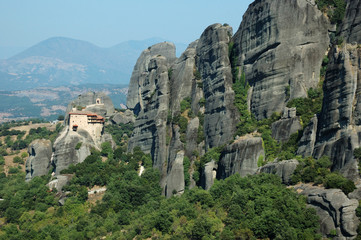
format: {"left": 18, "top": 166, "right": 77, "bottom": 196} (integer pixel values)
{"left": 0, "top": 0, "right": 253, "bottom": 58}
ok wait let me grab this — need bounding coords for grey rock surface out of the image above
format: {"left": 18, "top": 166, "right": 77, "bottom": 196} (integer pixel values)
{"left": 259, "top": 159, "right": 299, "bottom": 185}
{"left": 111, "top": 109, "right": 135, "bottom": 125}
{"left": 196, "top": 23, "right": 239, "bottom": 149}
{"left": 52, "top": 127, "right": 93, "bottom": 174}
{"left": 313, "top": 44, "right": 361, "bottom": 180}
{"left": 297, "top": 115, "right": 318, "bottom": 157}
{"left": 127, "top": 55, "right": 170, "bottom": 183}
{"left": 340, "top": 0, "right": 361, "bottom": 44}
{"left": 48, "top": 174, "right": 72, "bottom": 192}
{"left": 164, "top": 151, "right": 185, "bottom": 197}
{"left": 202, "top": 160, "right": 218, "bottom": 190}
{"left": 233, "top": 0, "right": 330, "bottom": 119}
{"left": 217, "top": 136, "right": 264, "bottom": 179}
{"left": 25, "top": 139, "right": 52, "bottom": 181}
{"left": 296, "top": 184, "right": 359, "bottom": 239}
{"left": 65, "top": 91, "right": 114, "bottom": 121}
{"left": 126, "top": 42, "right": 176, "bottom": 112}
{"left": 271, "top": 108, "right": 302, "bottom": 142}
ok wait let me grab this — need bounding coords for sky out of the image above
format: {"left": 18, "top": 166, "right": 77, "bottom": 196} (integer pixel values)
{"left": 0, "top": 0, "right": 253, "bottom": 52}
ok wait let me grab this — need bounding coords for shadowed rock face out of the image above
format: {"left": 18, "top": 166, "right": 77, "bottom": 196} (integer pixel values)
{"left": 126, "top": 42, "right": 176, "bottom": 113}
{"left": 196, "top": 23, "right": 239, "bottom": 149}
{"left": 233, "top": 0, "right": 329, "bottom": 120}
{"left": 296, "top": 184, "right": 359, "bottom": 239}
{"left": 259, "top": 159, "right": 299, "bottom": 185}
{"left": 340, "top": 0, "right": 361, "bottom": 44}
{"left": 25, "top": 139, "right": 52, "bottom": 181}
{"left": 271, "top": 107, "right": 302, "bottom": 142}
{"left": 217, "top": 136, "right": 264, "bottom": 180}
{"left": 297, "top": 115, "right": 318, "bottom": 157}
{"left": 52, "top": 128, "right": 93, "bottom": 175}
{"left": 313, "top": 44, "right": 361, "bottom": 180}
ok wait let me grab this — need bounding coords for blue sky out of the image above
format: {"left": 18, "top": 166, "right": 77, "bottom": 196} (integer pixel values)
{"left": 0, "top": 0, "right": 253, "bottom": 50}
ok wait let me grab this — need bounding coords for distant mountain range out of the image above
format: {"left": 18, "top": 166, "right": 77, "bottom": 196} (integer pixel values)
{"left": 0, "top": 84, "right": 128, "bottom": 122}
{"left": 0, "top": 37, "right": 187, "bottom": 90}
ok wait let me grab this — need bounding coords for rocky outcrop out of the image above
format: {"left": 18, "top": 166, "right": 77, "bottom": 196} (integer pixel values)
{"left": 313, "top": 44, "right": 361, "bottom": 180}
{"left": 126, "top": 42, "right": 176, "bottom": 113}
{"left": 217, "top": 136, "right": 264, "bottom": 179}
{"left": 340, "top": 0, "right": 361, "bottom": 44}
{"left": 48, "top": 174, "right": 72, "bottom": 192}
{"left": 25, "top": 139, "right": 52, "bottom": 181}
{"left": 127, "top": 54, "right": 171, "bottom": 180}
{"left": 196, "top": 23, "right": 239, "bottom": 149}
{"left": 271, "top": 107, "right": 302, "bottom": 142}
{"left": 296, "top": 184, "right": 359, "bottom": 239}
{"left": 297, "top": 115, "right": 318, "bottom": 157}
{"left": 111, "top": 109, "right": 135, "bottom": 125}
{"left": 65, "top": 91, "right": 114, "bottom": 122}
{"left": 52, "top": 127, "right": 93, "bottom": 174}
{"left": 164, "top": 151, "right": 185, "bottom": 197}
{"left": 233, "top": 0, "right": 330, "bottom": 120}
{"left": 201, "top": 160, "right": 218, "bottom": 190}
{"left": 259, "top": 159, "right": 299, "bottom": 184}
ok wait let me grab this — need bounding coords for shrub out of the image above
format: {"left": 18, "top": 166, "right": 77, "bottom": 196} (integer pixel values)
{"left": 13, "top": 156, "right": 24, "bottom": 164}
{"left": 75, "top": 142, "right": 82, "bottom": 150}
{"left": 324, "top": 173, "right": 356, "bottom": 194}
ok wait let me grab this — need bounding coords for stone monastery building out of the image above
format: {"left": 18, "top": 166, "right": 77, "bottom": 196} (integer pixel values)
{"left": 68, "top": 98, "right": 105, "bottom": 141}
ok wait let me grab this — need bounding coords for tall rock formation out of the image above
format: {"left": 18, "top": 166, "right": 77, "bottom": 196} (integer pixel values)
{"left": 196, "top": 24, "right": 239, "bottom": 149}
{"left": 232, "top": 0, "right": 330, "bottom": 119}
{"left": 313, "top": 44, "right": 361, "bottom": 180}
{"left": 25, "top": 139, "right": 52, "bottom": 181}
{"left": 340, "top": 0, "right": 361, "bottom": 44}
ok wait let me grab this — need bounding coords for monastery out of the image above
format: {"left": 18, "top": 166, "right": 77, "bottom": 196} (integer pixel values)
{"left": 68, "top": 98, "right": 105, "bottom": 142}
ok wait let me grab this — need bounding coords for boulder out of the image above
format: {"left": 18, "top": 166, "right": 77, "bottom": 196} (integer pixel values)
{"left": 258, "top": 159, "right": 299, "bottom": 185}
{"left": 201, "top": 160, "right": 218, "bottom": 190}
{"left": 271, "top": 107, "right": 302, "bottom": 142}
{"left": 25, "top": 139, "right": 52, "bottom": 181}
{"left": 297, "top": 115, "right": 318, "bottom": 157}
{"left": 296, "top": 184, "right": 359, "bottom": 239}
{"left": 217, "top": 136, "right": 264, "bottom": 179}
{"left": 233, "top": 0, "right": 330, "bottom": 119}
{"left": 111, "top": 109, "right": 135, "bottom": 125}
{"left": 48, "top": 174, "right": 72, "bottom": 192}
{"left": 52, "top": 127, "right": 93, "bottom": 175}
{"left": 164, "top": 151, "right": 185, "bottom": 197}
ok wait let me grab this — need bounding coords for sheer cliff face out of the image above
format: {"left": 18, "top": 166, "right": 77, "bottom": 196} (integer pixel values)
{"left": 233, "top": 0, "right": 329, "bottom": 119}
{"left": 340, "top": 0, "right": 361, "bottom": 44}
{"left": 313, "top": 45, "right": 361, "bottom": 179}
{"left": 196, "top": 24, "right": 239, "bottom": 149}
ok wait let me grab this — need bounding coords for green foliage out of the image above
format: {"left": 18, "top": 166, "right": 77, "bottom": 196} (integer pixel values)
{"left": 57, "top": 115, "right": 65, "bottom": 121}
{"left": 291, "top": 156, "right": 355, "bottom": 194}
{"left": 100, "top": 142, "right": 112, "bottom": 157}
{"left": 13, "top": 156, "right": 24, "bottom": 164}
{"left": 194, "top": 69, "right": 201, "bottom": 80}
{"left": 199, "top": 97, "right": 206, "bottom": 107}
{"left": 168, "top": 68, "right": 173, "bottom": 79}
{"left": 105, "top": 122, "right": 134, "bottom": 146}
{"left": 316, "top": 0, "right": 346, "bottom": 24}
{"left": 75, "top": 142, "right": 82, "bottom": 150}
{"left": 180, "top": 97, "right": 192, "bottom": 113}
{"left": 287, "top": 87, "right": 323, "bottom": 126}
{"left": 200, "top": 146, "right": 224, "bottom": 167}
{"left": 324, "top": 173, "right": 356, "bottom": 194}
